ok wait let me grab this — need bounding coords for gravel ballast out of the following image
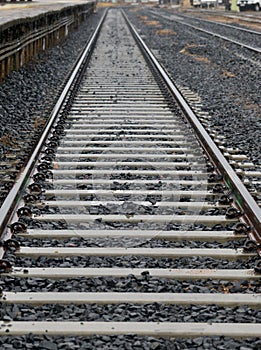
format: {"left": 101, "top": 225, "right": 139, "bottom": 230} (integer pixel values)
{"left": 0, "top": 9, "right": 103, "bottom": 206}
{"left": 1, "top": 276, "right": 259, "bottom": 294}
{"left": 0, "top": 7, "right": 260, "bottom": 349}
{"left": 125, "top": 6, "right": 260, "bottom": 167}
{"left": 0, "top": 335, "right": 260, "bottom": 350}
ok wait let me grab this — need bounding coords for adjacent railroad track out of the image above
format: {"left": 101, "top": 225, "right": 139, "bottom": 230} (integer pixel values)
{"left": 0, "top": 8, "right": 260, "bottom": 347}
{"left": 149, "top": 9, "right": 261, "bottom": 54}
{"left": 186, "top": 9, "right": 261, "bottom": 26}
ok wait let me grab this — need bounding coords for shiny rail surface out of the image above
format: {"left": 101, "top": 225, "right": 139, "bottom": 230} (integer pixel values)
{"left": 0, "top": 8, "right": 260, "bottom": 344}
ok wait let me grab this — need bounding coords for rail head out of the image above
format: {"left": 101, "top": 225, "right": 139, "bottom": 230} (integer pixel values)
{"left": 122, "top": 10, "right": 261, "bottom": 240}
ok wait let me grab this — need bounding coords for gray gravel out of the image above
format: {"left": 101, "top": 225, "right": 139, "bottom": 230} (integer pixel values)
{"left": 1, "top": 275, "right": 260, "bottom": 293}
{"left": 0, "top": 8, "right": 260, "bottom": 349}
{"left": 125, "top": 7, "right": 261, "bottom": 167}
{"left": 0, "top": 334, "right": 260, "bottom": 350}
{"left": 4, "top": 253, "right": 260, "bottom": 270}
{"left": 1, "top": 303, "right": 260, "bottom": 323}
{"left": 0, "top": 10, "right": 103, "bottom": 206}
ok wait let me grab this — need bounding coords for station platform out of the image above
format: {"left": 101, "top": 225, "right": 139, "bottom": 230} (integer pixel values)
{"left": 0, "top": 0, "right": 95, "bottom": 79}
{"left": 0, "top": 0, "right": 91, "bottom": 28}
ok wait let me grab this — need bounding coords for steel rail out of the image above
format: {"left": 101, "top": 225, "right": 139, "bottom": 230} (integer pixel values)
{"left": 197, "top": 9, "right": 261, "bottom": 23}
{"left": 158, "top": 11, "right": 261, "bottom": 36}
{"left": 0, "top": 9, "right": 259, "bottom": 343}
{"left": 123, "top": 10, "right": 261, "bottom": 238}
{"left": 186, "top": 10, "right": 261, "bottom": 25}
{"left": 225, "top": 14, "right": 261, "bottom": 25}
{"left": 148, "top": 11, "right": 261, "bottom": 54}
{"left": 0, "top": 10, "right": 108, "bottom": 241}
{"left": 186, "top": 14, "right": 261, "bottom": 35}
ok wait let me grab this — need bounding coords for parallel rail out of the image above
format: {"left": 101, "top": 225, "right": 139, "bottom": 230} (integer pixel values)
{"left": 0, "top": 8, "right": 260, "bottom": 344}
{"left": 149, "top": 9, "right": 261, "bottom": 54}
{"left": 173, "top": 11, "right": 261, "bottom": 35}
{"left": 124, "top": 11, "right": 261, "bottom": 237}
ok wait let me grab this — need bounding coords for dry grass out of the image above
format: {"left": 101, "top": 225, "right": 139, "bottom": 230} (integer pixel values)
{"left": 222, "top": 70, "right": 236, "bottom": 78}
{"left": 180, "top": 44, "right": 210, "bottom": 65}
{"left": 180, "top": 44, "right": 199, "bottom": 54}
{"left": 34, "top": 117, "right": 46, "bottom": 130}
{"left": 205, "top": 15, "right": 234, "bottom": 24}
{"left": 156, "top": 29, "right": 176, "bottom": 36}
{"left": 145, "top": 20, "right": 160, "bottom": 27}
{"left": 0, "top": 133, "right": 17, "bottom": 148}
{"left": 194, "top": 56, "right": 211, "bottom": 64}
{"left": 205, "top": 15, "right": 261, "bottom": 31}
{"left": 139, "top": 15, "right": 148, "bottom": 21}
{"left": 243, "top": 101, "right": 260, "bottom": 111}
{"left": 221, "top": 285, "right": 231, "bottom": 294}
{"left": 97, "top": 2, "right": 117, "bottom": 8}
{"left": 129, "top": 8, "right": 140, "bottom": 13}
{"left": 180, "top": 45, "right": 237, "bottom": 73}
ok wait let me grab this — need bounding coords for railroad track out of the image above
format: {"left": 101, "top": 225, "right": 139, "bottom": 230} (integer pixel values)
{"left": 0, "top": 8, "right": 260, "bottom": 347}
{"left": 149, "top": 9, "right": 261, "bottom": 54}
{"left": 226, "top": 13, "right": 261, "bottom": 25}
{"left": 178, "top": 12, "right": 261, "bottom": 35}
{"left": 192, "top": 10, "right": 261, "bottom": 25}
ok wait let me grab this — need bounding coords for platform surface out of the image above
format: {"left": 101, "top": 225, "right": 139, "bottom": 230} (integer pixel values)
{"left": 0, "top": 0, "right": 89, "bottom": 28}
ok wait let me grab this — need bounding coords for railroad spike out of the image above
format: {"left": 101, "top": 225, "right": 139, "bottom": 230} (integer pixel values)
{"left": 1, "top": 239, "right": 20, "bottom": 252}
{"left": 28, "top": 183, "right": 43, "bottom": 194}
{"left": 208, "top": 174, "right": 223, "bottom": 183}
{"left": 225, "top": 207, "right": 243, "bottom": 219}
{"left": 233, "top": 223, "right": 251, "bottom": 235}
{"left": 254, "top": 261, "right": 261, "bottom": 274}
{"left": 218, "top": 195, "right": 233, "bottom": 205}
{"left": 33, "top": 173, "right": 46, "bottom": 183}
{"left": 17, "top": 207, "right": 32, "bottom": 218}
{"left": 243, "top": 240, "right": 259, "bottom": 253}
{"left": 9, "top": 222, "right": 27, "bottom": 235}
{"left": 23, "top": 194, "right": 38, "bottom": 204}
{"left": 37, "top": 162, "right": 51, "bottom": 172}
{"left": 0, "top": 260, "right": 12, "bottom": 273}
